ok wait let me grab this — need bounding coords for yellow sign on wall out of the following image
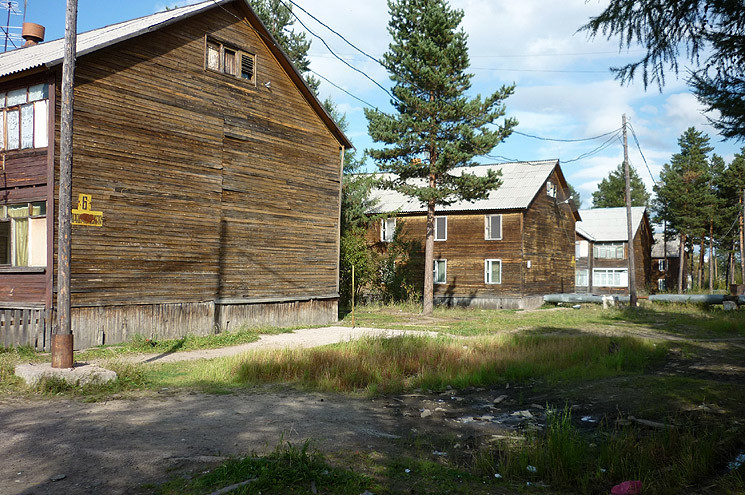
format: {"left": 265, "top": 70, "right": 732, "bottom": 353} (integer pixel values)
{"left": 72, "top": 194, "right": 103, "bottom": 227}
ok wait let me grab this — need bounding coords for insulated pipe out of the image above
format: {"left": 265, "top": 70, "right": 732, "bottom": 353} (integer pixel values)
{"left": 543, "top": 294, "right": 743, "bottom": 306}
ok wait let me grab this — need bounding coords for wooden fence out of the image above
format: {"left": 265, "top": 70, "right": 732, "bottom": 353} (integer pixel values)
{"left": 0, "top": 307, "right": 53, "bottom": 351}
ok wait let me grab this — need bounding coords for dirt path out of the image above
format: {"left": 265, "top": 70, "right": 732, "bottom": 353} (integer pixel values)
{"left": 102, "top": 326, "right": 443, "bottom": 365}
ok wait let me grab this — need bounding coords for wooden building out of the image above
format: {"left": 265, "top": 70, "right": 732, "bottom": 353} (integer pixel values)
{"left": 0, "top": 0, "right": 350, "bottom": 349}
{"left": 651, "top": 233, "right": 686, "bottom": 292}
{"left": 574, "top": 207, "right": 653, "bottom": 295}
{"left": 367, "top": 160, "right": 579, "bottom": 309}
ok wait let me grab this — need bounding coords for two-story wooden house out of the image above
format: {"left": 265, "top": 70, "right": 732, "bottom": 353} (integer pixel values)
{"left": 367, "top": 160, "right": 579, "bottom": 309}
{"left": 651, "top": 232, "right": 686, "bottom": 292}
{"left": 574, "top": 207, "right": 653, "bottom": 295}
{"left": 0, "top": 0, "right": 350, "bottom": 349}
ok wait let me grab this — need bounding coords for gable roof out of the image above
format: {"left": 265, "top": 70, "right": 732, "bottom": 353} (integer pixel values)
{"left": 651, "top": 232, "right": 681, "bottom": 258}
{"left": 0, "top": 0, "right": 352, "bottom": 149}
{"left": 370, "top": 160, "right": 576, "bottom": 215}
{"left": 575, "top": 207, "right": 647, "bottom": 242}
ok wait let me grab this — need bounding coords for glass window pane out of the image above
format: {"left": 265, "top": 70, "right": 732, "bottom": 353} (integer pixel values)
{"left": 0, "top": 110, "right": 4, "bottom": 149}
{"left": 30, "top": 201, "right": 46, "bottom": 216}
{"left": 21, "top": 103, "right": 34, "bottom": 149}
{"left": 7, "top": 204, "right": 29, "bottom": 218}
{"left": 6, "top": 109, "right": 19, "bottom": 149}
{"left": 27, "top": 216, "right": 47, "bottom": 267}
{"left": 435, "top": 217, "right": 446, "bottom": 240}
{"left": 34, "top": 100, "right": 48, "bottom": 148}
{"left": 7, "top": 88, "right": 27, "bottom": 106}
{"left": 28, "top": 84, "right": 48, "bottom": 102}
{"left": 207, "top": 42, "right": 220, "bottom": 70}
{"left": 0, "top": 221, "right": 9, "bottom": 264}
{"left": 492, "top": 261, "right": 500, "bottom": 283}
{"left": 13, "top": 218, "right": 29, "bottom": 266}
{"left": 0, "top": 92, "right": 5, "bottom": 108}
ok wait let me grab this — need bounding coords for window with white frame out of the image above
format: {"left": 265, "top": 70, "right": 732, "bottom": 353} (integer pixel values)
{"left": 575, "top": 240, "right": 589, "bottom": 258}
{"left": 593, "top": 268, "right": 628, "bottom": 287}
{"left": 484, "top": 214, "right": 502, "bottom": 240}
{"left": 657, "top": 259, "right": 666, "bottom": 271}
{"left": 206, "top": 38, "right": 256, "bottom": 84}
{"left": 658, "top": 278, "right": 667, "bottom": 291}
{"left": 433, "top": 259, "right": 446, "bottom": 284}
{"left": 546, "top": 181, "right": 557, "bottom": 198}
{"left": 0, "top": 202, "right": 47, "bottom": 267}
{"left": 434, "top": 216, "right": 447, "bottom": 241}
{"left": 485, "top": 259, "right": 502, "bottom": 284}
{"left": 0, "top": 84, "right": 49, "bottom": 151}
{"left": 381, "top": 217, "right": 396, "bottom": 242}
{"left": 575, "top": 268, "right": 589, "bottom": 286}
{"left": 594, "top": 242, "right": 624, "bottom": 259}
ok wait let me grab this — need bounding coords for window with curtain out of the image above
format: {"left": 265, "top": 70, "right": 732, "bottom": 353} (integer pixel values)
{"left": 0, "top": 202, "right": 47, "bottom": 267}
{"left": 0, "top": 84, "right": 49, "bottom": 151}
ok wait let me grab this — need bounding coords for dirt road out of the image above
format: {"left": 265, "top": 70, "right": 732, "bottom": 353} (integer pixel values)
{"left": 0, "top": 389, "right": 408, "bottom": 495}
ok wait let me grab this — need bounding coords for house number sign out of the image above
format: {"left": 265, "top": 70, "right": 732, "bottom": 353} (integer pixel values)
{"left": 72, "top": 194, "right": 103, "bottom": 227}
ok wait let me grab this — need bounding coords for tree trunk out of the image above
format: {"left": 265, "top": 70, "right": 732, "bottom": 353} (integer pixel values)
{"left": 698, "top": 236, "right": 705, "bottom": 289}
{"left": 740, "top": 191, "right": 745, "bottom": 284}
{"left": 678, "top": 234, "right": 685, "bottom": 293}
{"left": 708, "top": 220, "right": 714, "bottom": 293}
{"left": 422, "top": 179, "right": 436, "bottom": 316}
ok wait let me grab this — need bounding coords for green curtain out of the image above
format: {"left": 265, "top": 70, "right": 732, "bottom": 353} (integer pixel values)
{"left": 7, "top": 205, "right": 29, "bottom": 266}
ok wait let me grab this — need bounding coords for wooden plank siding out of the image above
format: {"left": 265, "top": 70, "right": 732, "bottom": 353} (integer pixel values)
{"left": 0, "top": 3, "right": 344, "bottom": 348}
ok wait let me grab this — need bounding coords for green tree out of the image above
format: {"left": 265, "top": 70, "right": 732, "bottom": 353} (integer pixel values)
{"left": 365, "top": 0, "right": 516, "bottom": 315}
{"left": 718, "top": 148, "right": 745, "bottom": 284}
{"left": 591, "top": 163, "right": 650, "bottom": 208}
{"left": 249, "top": 0, "right": 320, "bottom": 93}
{"left": 653, "top": 127, "right": 714, "bottom": 292}
{"left": 581, "top": 0, "right": 745, "bottom": 140}
{"left": 567, "top": 183, "right": 582, "bottom": 208}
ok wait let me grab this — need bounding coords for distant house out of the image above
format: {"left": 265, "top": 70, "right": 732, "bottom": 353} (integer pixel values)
{"left": 574, "top": 207, "right": 653, "bottom": 295}
{"left": 651, "top": 233, "right": 686, "bottom": 292}
{"left": 367, "top": 160, "right": 579, "bottom": 309}
{"left": 0, "top": 0, "right": 350, "bottom": 349}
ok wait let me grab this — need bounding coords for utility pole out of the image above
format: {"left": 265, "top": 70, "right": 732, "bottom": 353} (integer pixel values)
{"left": 52, "top": 0, "right": 78, "bottom": 369}
{"left": 622, "top": 114, "right": 637, "bottom": 307}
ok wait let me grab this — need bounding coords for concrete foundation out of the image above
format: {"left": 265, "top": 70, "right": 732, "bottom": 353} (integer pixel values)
{"left": 15, "top": 362, "right": 117, "bottom": 387}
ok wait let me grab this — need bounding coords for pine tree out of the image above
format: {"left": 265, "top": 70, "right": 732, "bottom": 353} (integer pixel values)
{"left": 567, "top": 184, "right": 582, "bottom": 208}
{"left": 581, "top": 0, "right": 745, "bottom": 140}
{"left": 250, "top": 0, "right": 320, "bottom": 93}
{"left": 653, "top": 127, "right": 713, "bottom": 292}
{"left": 365, "top": 0, "right": 516, "bottom": 315}
{"left": 591, "top": 163, "right": 650, "bottom": 208}
{"left": 719, "top": 148, "right": 745, "bottom": 284}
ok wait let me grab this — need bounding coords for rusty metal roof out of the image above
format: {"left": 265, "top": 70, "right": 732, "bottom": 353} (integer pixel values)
{"left": 0, "top": 1, "right": 227, "bottom": 77}
{"left": 575, "top": 207, "right": 647, "bottom": 242}
{"left": 369, "top": 160, "right": 561, "bottom": 214}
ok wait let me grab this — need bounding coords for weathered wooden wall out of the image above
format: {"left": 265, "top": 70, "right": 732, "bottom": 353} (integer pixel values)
{"left": 0, "top": 307, "right": 51, "bottom": 350}
{"left": 19, "top": 3, "right": 343, "bottom": 345}
{"left": 522, "top": 169, "right": 576, "bottom": 296}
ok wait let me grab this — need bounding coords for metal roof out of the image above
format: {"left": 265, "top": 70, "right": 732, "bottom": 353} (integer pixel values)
{"left": 0, "top": 0, "right": 227, "bottom": 77}
{"left": 369, "top": 160, "right": 560, "bottom": 214}
{"left": 575, "top": 207, "right": 647, "bottom": 242}
{"left": 651, "top": 232, "right": 681, "bottom": 258}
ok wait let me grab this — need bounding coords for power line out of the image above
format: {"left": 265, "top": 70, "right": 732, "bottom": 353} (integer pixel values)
{"left": 275, "top": 0, "right": 400, "bottom": 103}
{"left": 513, "top": 128, "right": 622, "bottom": 142}
{"left": 308, "top": 69, "right": 377, "bottom": 109}
{"left": 628, "top": 122, "right": 657, "bottom": 186}
{"left": 562, "top": 129, "right": 623, "bottom": 163}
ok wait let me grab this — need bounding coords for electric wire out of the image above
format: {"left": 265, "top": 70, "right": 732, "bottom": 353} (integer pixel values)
{"left": 628, "top": 122, "right": 657, "bottom": 186}
{"left": 274, "top": 0, "right": 400, "bottom": 103}
{"left": 308, "top": 69, "right": 377, "bottom": 109}
{"left": 513, "top": 128, "right": 622, "bottom": 142}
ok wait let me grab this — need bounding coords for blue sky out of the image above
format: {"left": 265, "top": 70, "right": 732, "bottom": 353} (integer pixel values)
{"left": 6, "top": 0, "right": 743, "bottom": 209}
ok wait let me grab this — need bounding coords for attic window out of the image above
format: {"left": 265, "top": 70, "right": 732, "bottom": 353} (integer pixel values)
{"left": 206, "top": 38, "right": 256, "bottom": 84}
{"left": 546, "top": 181, "right": 557, "bottom": 198}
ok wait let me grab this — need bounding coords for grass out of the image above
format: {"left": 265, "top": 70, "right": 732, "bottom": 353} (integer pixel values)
{"left": 342, "top": 302, "right": 745, "bottom": 339}
{"left": 77, "top": 325, "right": 298, "bottom": 361}
{"left": 230, "top": 334, "right": 666, "bottom": 395}
{"left": 474, "top": 406, "right": 745, "bottom": 494}
{"left": 147, "top": 441, "right": 370, "bottom": 495}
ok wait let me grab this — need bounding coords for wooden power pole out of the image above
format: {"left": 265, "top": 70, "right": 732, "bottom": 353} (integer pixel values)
{"left": 622, "top": 114, "right": 637, "bottom": 307}
{"left": 52, "top": 0, "right": 78, "bottom": 368}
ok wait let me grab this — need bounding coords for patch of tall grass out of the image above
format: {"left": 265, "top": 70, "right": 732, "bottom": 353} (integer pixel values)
{"left": 476, "top": 408, "right": 744, "bottom": 494}
{"left": 234, "top": 334, "right": 666, "bottom": 394}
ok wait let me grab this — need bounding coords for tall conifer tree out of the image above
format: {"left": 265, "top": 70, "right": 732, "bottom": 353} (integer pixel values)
{"left": 592, "top": 163, "right": 650, "bottom": 208}
{"left": 653, "top": 127, "right": 713, "bottom": 292}
{"left": 365, "top": 0, "right": 516, "bottom": 315}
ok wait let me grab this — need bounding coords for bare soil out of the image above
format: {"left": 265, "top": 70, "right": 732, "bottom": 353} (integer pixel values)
{"left": 2, "top": 325, "right": 744, "bottom": 495}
